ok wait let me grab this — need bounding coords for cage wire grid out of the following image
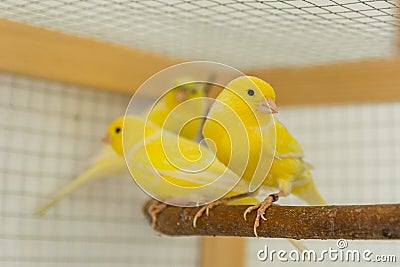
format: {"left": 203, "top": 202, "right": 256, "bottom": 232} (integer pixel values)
{"left": 0, "top": 0, "right": 399, "bottom": 69}
{"left": 0, "top": 0, "right": 400, "bottom": 266}
{"left": 0, "top": 73, "right": 200, "bottom": 266}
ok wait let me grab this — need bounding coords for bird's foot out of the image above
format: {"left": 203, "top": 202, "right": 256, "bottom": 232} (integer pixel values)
{"left": 147, "top": 199, "right": 168, "bottom": 230}
{"left": 192, "top": 192, "right": 253, "bottom": 228}
{"left": 243, "top": 193, "right": 280, "bottom": 237}
{"left": 193, "top": 198, "right": 229, "bottom": 228}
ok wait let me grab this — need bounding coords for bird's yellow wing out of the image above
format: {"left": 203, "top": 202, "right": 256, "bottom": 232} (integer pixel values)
{"left": 143, "top": 102, "right": 205, "bottom": 141}
{"left": 123, "top": 116, "right": 249, "bottom": 206}
{"left": 274, "top": 118, "right": 304, "bottom": 159}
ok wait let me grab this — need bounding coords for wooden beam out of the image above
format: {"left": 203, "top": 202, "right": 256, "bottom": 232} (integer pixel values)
{"left": 200, "top": 237, "right": 245, "bottom": 267}
{"left": 0, "top": 18, "right": 182, "bottom": 95}
{"left": 247, "top": 57, "right": 400, "bottom": 106}
{"left": 143, "top": 202, "right": 400, "bottom": 240}
{"left": 2, "top": 18, "right": 400, "bottom": 105}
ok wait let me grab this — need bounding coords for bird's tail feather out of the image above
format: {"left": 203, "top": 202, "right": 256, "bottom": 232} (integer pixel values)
{"left": 288, "top": 239, "right": 307, "bottom": 252}
{"left": 33, "top": 160, "right": 124, "bottom": 216}
{"left": 33, "top": 168, "right": 102, "bottom": 216}
{"left": 292, "top": 172, "right": 327, "bottom": 205}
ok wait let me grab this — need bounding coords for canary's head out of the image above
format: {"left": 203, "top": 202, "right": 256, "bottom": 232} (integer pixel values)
{"left": 216, "top": 76, "right": 278, "bottom": 123}
{"left": 102, "top": 116, "right": 156, "bottom": 155}
{"left": 102, "top": 117, "right": 124, "bottom": 155}
{"left": 163, "top": 78, "right": 207, "bottom": 109}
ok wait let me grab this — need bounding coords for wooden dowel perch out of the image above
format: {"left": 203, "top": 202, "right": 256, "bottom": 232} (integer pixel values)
{"left": 143, "top": 202, "right": 400, "bottom": 240}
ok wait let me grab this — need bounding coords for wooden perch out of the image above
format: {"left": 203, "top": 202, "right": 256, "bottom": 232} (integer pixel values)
{"left": 143, "top": 201, "right": 400, "bottom": 240}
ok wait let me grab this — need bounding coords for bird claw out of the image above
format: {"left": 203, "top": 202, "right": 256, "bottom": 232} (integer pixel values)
{"left": 243, "top": 204, "right": 260, "bottom": 221}
{"left": 147, "top": 200, "right": 168, "bottom": 230}
{"left": 253, "top": 219, "right": 260, "bottom": 238}
{"left": 193, "top": 207, "right": 205, "bottom": 228}
{"left": 243, "top": 194, "right": 277, "bottom": 237}
{"left": 205, "top": 206, "right": 211, "bottom": 216}
{"left": 193, "top": 199, "right": 228, "bottom": 228}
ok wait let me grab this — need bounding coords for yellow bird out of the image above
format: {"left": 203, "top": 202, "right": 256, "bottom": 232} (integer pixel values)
{"left": 105, "top": 116, "right": 256, "bottom": 227}
{"left": 34, "top": 79, "right": 208, "bottom": 216}
{"left": 145, "top": 78, "right": 208, "bottom": 141}
{"left": 201, "top": 76, "right": 326, "bottom": 236}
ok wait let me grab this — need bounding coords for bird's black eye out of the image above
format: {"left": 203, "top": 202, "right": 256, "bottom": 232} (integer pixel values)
{"left": 247, "top": 89, "right": 255, "bottom": 96}
{"left": 115, "top": 127, "right": 121, "bottom": 134}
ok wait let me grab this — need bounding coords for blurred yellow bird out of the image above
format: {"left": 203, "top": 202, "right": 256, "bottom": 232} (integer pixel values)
{"left": 34, "top": 80, "right": 208, "bottom": 216}
{"left": 33, "top": 145, "right": 126, "bottom": 216}
{"left": 201, "top": 76, "right": 326, "bottom": 236}
{"left": 145, "top": 78, "right": 208, "bottom": 141}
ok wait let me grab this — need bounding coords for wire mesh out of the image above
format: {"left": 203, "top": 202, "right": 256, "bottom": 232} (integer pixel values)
{"left": 0, "top": 0, "right": 399, "bottom": 68}
{"left": 0, "top": 73, "right": 200, "bottom": 267}
{"left": 0, "top": 1, "right": 400, "bottom": 266}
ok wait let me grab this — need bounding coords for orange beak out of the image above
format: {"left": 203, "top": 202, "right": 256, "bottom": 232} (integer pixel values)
{"left": 258, "top": 98, "right": 278, "bottom": 114}
{"left": 267, "top": 98, "right": 278, "bottom": 114}
{"left": 101, "top": 134, "right": 110, "bottom": 143}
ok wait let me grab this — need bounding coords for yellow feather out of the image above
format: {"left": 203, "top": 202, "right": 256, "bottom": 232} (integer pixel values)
{"left": 33, "top": 146, "right": 126, "bottom": 216}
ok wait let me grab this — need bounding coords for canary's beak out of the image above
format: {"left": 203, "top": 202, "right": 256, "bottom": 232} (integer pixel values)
{"left": 258, "top": 98, "right": 278, "bottom": 114}
{"left": 101, "top": 134, "right": 110, "bottom": 143}
{"left": 176, "top": 90, "right": 188, "bottom": 102}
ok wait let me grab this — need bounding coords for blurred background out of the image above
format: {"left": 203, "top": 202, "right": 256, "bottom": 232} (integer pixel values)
{"left": 0, "top": 1, "right": 399, "bottom": 266}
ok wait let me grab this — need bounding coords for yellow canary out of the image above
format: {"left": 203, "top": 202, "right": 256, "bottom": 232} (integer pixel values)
{"left": 144, "top": 78, "right": 208, "bottom": 141}
{"left": 105, "top": 116, "right": 256, "bottom": 227}
{"left": 34, "top": 79, "right": 208, "bottom": 216}
{"left": 202, "top": 76, "right": 326, "bottom": 236}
